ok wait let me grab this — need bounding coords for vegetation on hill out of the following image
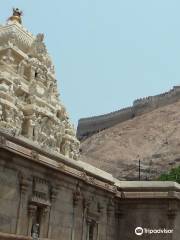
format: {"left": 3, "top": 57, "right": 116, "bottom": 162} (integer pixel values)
{"left": 159, "top": 166, "right": 180, "bottom": 183}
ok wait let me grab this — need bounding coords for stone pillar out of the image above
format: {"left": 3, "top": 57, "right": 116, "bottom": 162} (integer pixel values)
{"left": 114, "top": 208, "right": 124, "bottom": 240}
{"left": 106, "top": 198, "right": 115, "bottom": 240}
{"left": 95, "top": 222, "right": 99, "bottom": 240}
{"left": 81, "top": 199, "right": 90, "bottom": 240}
{"left": 27, "top": 205, "right": 37, "bottom": 236}
{"left": 86, "top": 219, "right": 98, "bottom": 240}
{"left": 72, "top": 183, "right": 82, "bottom": 240}
{"left": 16, "top": 176, "right": 30, "bottom": 235}
{"left": 39, "top": 207, "right": 50, "bottom": 238}
{"left": 95, "top": 202, "right": 104, "bottom": 240}
{"left": 47, "top": 187, "right": 58, "bottom": 238}
{"left": 167, "top": 200, "right": 177, "bottom": 240}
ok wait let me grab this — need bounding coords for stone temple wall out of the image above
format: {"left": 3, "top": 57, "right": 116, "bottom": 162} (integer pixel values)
{"left": 0, "top": 18, "right": 80, "bottom": 160}
{"left": 0, "top": 131, "right": 180, "bottom": 240}
{"left": 77, "top": 86, "right": 180, "bottom": 140}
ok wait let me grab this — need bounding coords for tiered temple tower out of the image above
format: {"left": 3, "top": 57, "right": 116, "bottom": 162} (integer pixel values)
{"left": 0, "top": 9, "right": 80, "bottom": 160}
{"left": 0, "top": 9, "right": 179, "bottom": 240}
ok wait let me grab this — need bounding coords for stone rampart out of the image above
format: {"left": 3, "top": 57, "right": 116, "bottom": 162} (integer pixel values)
{"left": 77, "top": 86, "right": 180, "bottom": 140}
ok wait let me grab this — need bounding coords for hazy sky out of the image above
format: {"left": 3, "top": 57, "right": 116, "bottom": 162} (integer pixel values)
{"left": 1, "top": 1, "right": 180, "bottom": 125}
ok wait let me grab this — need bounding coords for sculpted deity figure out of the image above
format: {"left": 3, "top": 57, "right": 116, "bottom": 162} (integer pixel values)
{"left": 27, "top": 114, "right": 36, "bottom": 139}
{"left": 27, "top": 114, "right": 41, "bottom": 140}
{"left": 69, "top": 141, "right": 80, "bottom": 160}
{"left": 1, "top": 49, "right": 15, "bottom": 66}
{"left": 29, "top": 33, "right": 47, "bottom": 58}
{"left": 45, "top": 83, "right": 55, "bottom": 102}
{"left": 71, "top": 141, "right": 80, "bottom": 160}
{"left": 65, "top": 122, "right": 76, "bottom": 137}
{"left": 18, "top": 59, "right": 28, "bottom": 76}
{"left": 55, "top": 124, "right": 65, "bottom": 152}
{"left": 48, "top": 128, "right": 56, "bottom": 148}
{"left": 12, "top": 8, "right": 23, "bottom": 17}
{"left": 62, "top": 140, "right": 71, "bottom": 157}
{"left": 55, "top": 132, "right": 63, "bottom": 152}
{"left": 33, "top": 115, "right": 42, "bottom": 142}
{"left": 14, "top": 110, "right": 24, "bottom": 135}
{"left": 5, "top": 108, "right": 14, "bottom": 124}
{"left": 39, "top": 116, "right": 48, "bottom": 133}
{"left": 8, "top": 8, "right": 23, "bottom": 24}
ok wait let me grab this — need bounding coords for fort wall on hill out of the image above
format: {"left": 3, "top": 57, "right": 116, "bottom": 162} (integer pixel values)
{"left": 77, "top": 86, "right": 180, "bottom": 140}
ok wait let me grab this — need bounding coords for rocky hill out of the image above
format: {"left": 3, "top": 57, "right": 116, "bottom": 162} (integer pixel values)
{"left": 80, "top": 100, "right": 180, "bottom": 180}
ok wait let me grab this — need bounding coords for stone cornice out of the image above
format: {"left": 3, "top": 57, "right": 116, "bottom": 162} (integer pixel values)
{"left": 0, "top": 22, "right": 34, "bottom": 52}
{"left": 0, "top": 130, "right": 116, "bottom": 193}
{"left": 1, "top": 130, "right": 180, "bottom": 200}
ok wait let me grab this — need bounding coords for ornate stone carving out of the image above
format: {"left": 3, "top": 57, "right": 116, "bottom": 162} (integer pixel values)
{"left": 18, "top": 59, "right": 28, "bottom": 76}
{"left": 8, "top": 8, "right": 23, "bottom": 24}
{"left": 0, "top": 18, "right": 80, "bottom": 160}
{"left": 0, "top": 49, "right": 15, "bottom": 66}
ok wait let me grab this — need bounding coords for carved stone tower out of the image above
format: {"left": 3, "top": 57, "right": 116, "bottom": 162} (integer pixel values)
{"left": 0, "top": 9, "right": 80, "bottom": 160}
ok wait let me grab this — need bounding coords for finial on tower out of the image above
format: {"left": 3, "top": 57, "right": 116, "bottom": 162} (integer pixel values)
{"left": 8, "top": 8, "right": 23, "bottom": 24}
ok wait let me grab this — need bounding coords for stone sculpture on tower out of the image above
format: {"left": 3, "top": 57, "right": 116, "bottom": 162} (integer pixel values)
{"left": 0, "top": 9, "right": 80, "bottom": 160}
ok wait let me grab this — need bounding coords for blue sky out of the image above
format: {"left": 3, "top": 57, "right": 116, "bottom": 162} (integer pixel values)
{"left": 1, "top": 1, "right": 180, "bottom": 125}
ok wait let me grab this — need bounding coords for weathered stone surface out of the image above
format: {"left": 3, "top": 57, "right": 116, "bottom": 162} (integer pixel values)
{"left": 0, "top": 132, "right": 180, "bottom": 239}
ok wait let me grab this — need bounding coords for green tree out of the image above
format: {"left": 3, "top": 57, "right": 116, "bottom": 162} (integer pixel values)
{"left": 159, "top": 166, "right": 180, "bottom": 183}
